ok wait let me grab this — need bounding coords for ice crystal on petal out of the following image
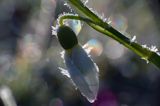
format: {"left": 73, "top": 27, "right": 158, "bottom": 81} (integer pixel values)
{"left": 58, "top": 67, "right": 70, "bottom": 78}
{"left": 51, "top": 26, "right": 58, "bottom": 35}
{"left": 60, "top": 51, "right": 65, "bottom": 59}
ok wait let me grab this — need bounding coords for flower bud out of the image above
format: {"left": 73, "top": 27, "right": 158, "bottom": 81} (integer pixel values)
{"left": 57, "top": 25, "right": 78, "bottom": 50}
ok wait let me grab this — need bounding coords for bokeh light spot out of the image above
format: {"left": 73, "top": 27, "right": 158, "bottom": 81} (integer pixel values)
{"left": 110, "top": 14, "right": 128, "bottom": 34}
{"left": 105, "top": 40, "right": 125, "bottom": 60}
{"left": 83, "top": 39, "right": 103, "bottom": 56}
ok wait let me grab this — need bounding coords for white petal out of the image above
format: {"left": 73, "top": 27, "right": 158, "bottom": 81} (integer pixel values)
{"left": 64, "top": 45, "right": 99, "bottom": 103}
{"left": 71, "top": 45, "right": 99, "bottom": 74}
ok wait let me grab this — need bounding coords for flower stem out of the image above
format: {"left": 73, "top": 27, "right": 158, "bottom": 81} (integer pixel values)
{"left": 67, "top": 0, "right": 101, "bottom": 22}
{"left": 62, "top": 0, "right": 160, "bottom": 69}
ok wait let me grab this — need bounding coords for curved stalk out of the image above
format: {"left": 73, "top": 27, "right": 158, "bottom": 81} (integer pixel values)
{"left": 59, "top": 14, "right": 160, "bottom": 69}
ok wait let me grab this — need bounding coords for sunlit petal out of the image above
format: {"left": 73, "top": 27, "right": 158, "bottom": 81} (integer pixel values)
{"left": 64, "top": 45, "right": 99, "bottom": 103}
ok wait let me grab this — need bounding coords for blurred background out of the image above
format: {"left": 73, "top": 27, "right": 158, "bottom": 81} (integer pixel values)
{"left": 0, "top": 0, "right": 160, "bottom": 106}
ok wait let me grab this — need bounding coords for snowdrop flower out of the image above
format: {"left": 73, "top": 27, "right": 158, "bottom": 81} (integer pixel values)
{"left": 57, "top": 25, "right": 99, "bottom": 103}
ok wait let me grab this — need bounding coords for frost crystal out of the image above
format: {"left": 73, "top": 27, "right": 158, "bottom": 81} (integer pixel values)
{"left": 82, "top": 0, "right": 89, "bottom": 5}
{"left": 131, "top": 35, "right": 136, "bottom": 42}
{"left": 141, "top": 44, "right": 160, "bottom": 63}
{"left": 60, "top": 51, "right": 65, "bottom": 59}
{"left": 100, "top": 14, "right": 112, "bottom": 25}
{"left": 51, "top": 26, "right": 58, "bottom": 35}
{"left": 150, "top": 45, "right": 158, "bottom": 52}
{"left": 63, "top": 1, "right": 73, "bottom": 12}
{"left": 58, "top": 67, "right": 70, "bottom": 78}
{"left": 100, "top": 13, "right": 105, "bottom": 21}
{"left": 107, "top": 17, "right": 112, "bottom": 24}
{"left": 142, "top": 44, "right": 159, "bottom": 53}
{"left": 57, "top": 13, "right": 82, "bottom": 35}
{"left": 142, "top": 44, "right": 147, "bottom": 48}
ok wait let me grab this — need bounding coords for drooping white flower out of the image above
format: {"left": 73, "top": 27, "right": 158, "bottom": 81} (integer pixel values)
{"left": 57, "top": 25, "right": 99, "bottom": 103}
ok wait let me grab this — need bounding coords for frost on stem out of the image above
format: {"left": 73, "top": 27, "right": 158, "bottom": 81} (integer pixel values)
{"left": 150, "top": 45, "right": 159, "bottom": 52}
{"left": 130, "top": 35, "right": 137, "bottom": 43}
{"left": 64, "top": 0, "right": 89, "bottom": 13}
{"left": 52, "top": 13, "right": 82, "bottom": 37}
{"left": 64, "top": 2, "right": 74, "bottom": 12}
{"left": 142, "top": 45, "right": 159, "bottom": 53}
{"left": 100, "top": 13, "right": 112, "bottom": 25}
{"left": 141, "top": 44, "right": 160, "bottom": 63}
{"left": 81, "top": 0, "right": 89, "bottom": 5}
{"left": 106, "top": 17, "right": 112, "bottom": 24}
